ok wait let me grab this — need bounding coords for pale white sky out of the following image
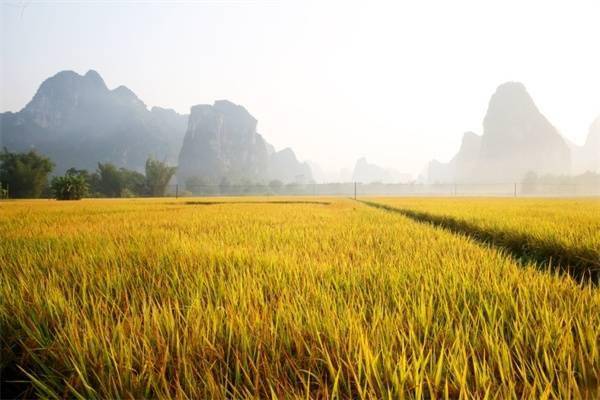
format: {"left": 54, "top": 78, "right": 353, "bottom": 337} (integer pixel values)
{"left": 2, "top": 0, "right": 600, "bottom": 176}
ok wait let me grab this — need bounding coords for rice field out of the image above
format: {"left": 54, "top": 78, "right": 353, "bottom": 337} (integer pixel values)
{"left": 364, "top": 197, "right": 600, "bottom": 280}
{"left": 1, "top": 197, "right": 599, "bottom": 399}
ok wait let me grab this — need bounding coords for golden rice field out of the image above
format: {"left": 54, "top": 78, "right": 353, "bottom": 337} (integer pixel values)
{"left": 364, "top": 197, "right": 600, "bottom": 279}
{"left": 1, "top": 197, "right": 599, "bottom": 399}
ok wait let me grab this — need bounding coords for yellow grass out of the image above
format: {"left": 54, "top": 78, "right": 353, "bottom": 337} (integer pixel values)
{"left": 1, "top": 197, "right": 599, "bottom": 398}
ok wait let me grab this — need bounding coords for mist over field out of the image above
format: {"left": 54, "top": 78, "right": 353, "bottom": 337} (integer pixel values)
{"left": 1, "top": 0, "right": 599, "bottom": 187}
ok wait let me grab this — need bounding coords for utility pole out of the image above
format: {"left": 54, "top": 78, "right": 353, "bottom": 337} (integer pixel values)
{"left": 175, "top": 184, "right": 179, "bottom": 199}
{"left": 514, "top": 183, "right": 517, "bottom": 198}
{"left": 354, "top": 182, "right": 357, "bottom": 200}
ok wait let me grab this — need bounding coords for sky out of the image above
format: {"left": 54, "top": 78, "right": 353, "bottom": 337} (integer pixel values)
{"left": 2, "top": 0, "right": 600, "bottom": 177}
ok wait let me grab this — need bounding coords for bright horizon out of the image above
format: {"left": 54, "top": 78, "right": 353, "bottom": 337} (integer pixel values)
{"left": 2, "top": 0, "right": 600, "bottom": 177}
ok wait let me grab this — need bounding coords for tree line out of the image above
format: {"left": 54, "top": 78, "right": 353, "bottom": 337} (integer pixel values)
{"left": 0, "top": 149, "right": 176, "bottom": 200}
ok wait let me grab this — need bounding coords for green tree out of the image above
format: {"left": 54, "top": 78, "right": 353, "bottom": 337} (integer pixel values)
{"left": 0, "top": 149, "right": 54, "bottom": 198}
{"left": 65, "top": 168, "right": 92, "bottom": 183}
{"left": 92, "top": 163, "right": 148, "bottom": 197}
{"left": 120, "top": 167, "right": 146, "bottom": 196}
{"left": 51, "top": 170, "right": 89, "bottom": 200}
{"left": 65, "top": 168, "right": 102, "bottom": 197}
{"left": 95, "top": 163, "right": 123, "bottom": 197}
{"left": 145, "top": 157, "right": 176, "bottom": 196}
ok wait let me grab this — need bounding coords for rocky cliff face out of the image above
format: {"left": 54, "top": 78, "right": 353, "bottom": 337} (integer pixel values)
{"left": 0, "top": 70, "right": 187, "bottom": 173}
{"left": 479, "top": 82, "right": 570, "bottom": 181}
{"left": 177, "top": 100, "right": 312, "bottom": 184}
{"left": 427, "top": 82, "right": 571, "bottom": 183}
{"left": 177, "top": 101, "right": 269, "bottom": 183}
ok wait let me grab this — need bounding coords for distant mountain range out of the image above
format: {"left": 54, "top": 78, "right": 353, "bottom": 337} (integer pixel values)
{"left": 427, "top": 82, "right": 598, "bottom": 183}
{"left": 0, "top": 70, "right": 187, "bottom": 173}
{"left": 0, "top": 70, "right": 311, "bottom": 184}
{"left": 1, "top": 71, "right": 597, "bottom": 185}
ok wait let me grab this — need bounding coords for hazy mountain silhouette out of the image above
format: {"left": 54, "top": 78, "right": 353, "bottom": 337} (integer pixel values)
{"left": 0, "top": 70, "right": 187, "bottom": 173}
{"left": 352, "top": 157, "right": 411, "bottom": 183}
{"left": 3, "top": 72, "right": 593, "bottom": 184}
{"left": 427, "top": 131, "right": 481, "bottom": 183}
{"left": 570, "top": 116, "right": 600, "bottom": 174}
{"left": 306, "top": 161, "right": 328, "bottom": 183}
{"left": 306, "top": 161, "right": 348, "bottom": 183}
{"left": 268, "top": 147, "right": 312, "bottom": 183}
{"left": 585, "top": 117, "right": 600, "bottom": 169}
{"left": 1, "top": 71, "right": 311, "bottom": 183}
{"left": 177, "top": 100, "right": 312, "bottom": 184}
{"left": 427, "top": 82, "right": 572, "bottom": 183}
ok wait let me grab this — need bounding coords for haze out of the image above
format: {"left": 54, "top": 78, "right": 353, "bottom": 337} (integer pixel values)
{"left": 2, "top": 0, "right": 600, "bottom": 177}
